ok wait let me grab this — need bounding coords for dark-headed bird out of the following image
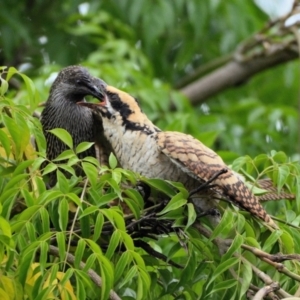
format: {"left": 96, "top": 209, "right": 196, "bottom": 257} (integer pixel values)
{"left": 41, "top": 66, "right": 110, "bottom": 185}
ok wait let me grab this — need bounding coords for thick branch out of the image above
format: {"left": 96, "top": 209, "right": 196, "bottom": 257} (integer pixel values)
{"left": 180, "top": 48, "right": 298, "bottom": 105}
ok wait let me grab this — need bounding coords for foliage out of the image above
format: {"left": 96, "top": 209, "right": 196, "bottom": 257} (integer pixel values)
{"left": 0, "top": 67, "right": 299, "bottom": 299}
{"left": 1, "top": 1, "right": 300, "bottom": 299}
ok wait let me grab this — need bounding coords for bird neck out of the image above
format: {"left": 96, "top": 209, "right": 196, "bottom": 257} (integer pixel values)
{"left": 101, "top": 111, "right": 160, "bottom": 160}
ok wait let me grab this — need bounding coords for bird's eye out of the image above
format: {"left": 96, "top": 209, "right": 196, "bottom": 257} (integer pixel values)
{"left": 76, "top": 80, "right": 83, "bottom": 85}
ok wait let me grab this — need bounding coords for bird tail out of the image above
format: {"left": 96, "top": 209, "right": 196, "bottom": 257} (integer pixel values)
{"left": 216, "top": 172, "right": 277, "bottom": 228}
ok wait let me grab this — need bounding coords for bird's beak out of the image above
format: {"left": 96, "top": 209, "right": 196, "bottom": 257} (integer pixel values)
{"left": 77, "top": 94, "right": 107, "bottom": 108}
{"left": 88, "top": 84, "right": 105, "bottom": 101}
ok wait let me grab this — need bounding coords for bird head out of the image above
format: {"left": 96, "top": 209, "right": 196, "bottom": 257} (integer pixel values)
{"left": 49, "top": 66, "right": 106, "bottom": 103}
{"left": 77, "top": 85, "right": 142, "bottom": 119}
{"left": 78, "top": 85, "right": 157, "bottom": 133}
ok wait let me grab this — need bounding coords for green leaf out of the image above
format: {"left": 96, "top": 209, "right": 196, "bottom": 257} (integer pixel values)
{"left": 39, "top": 241, "right": 49, "bottom": 272}
{"left": 48, "top": 128, "right": 73, "bottom": 149}
{"left": 19, "top": 73, "right": 38, "bottom": 107}
{"left": 253, "top": 153, "right": 268, "bottom": 169}
{"left": 124, "top": 197, "right": 140, "bottom": 219}
{"left": 56, "top": 232, "right": 66, "bottom": 260}
{"left": 6, "top": 66, "right": 18, "bottom": 81}
{"left": 105, "top": 230, "right": 121, "bottom": 259}
{"left": 75, "top": 141, "right": 94, "bottom": 154}
{"left": 42, "top": 163, "right": 57, "bottom": 176}
{"left": 60, "top": 268, "right": 74, "bottom": 286}
{"left": 57, "top": 170, "right": 69, "bottom": 194}
{"left": 281, "top": 231, "right": 295, "bottom": 253}
{"left": 0, "top": 77, "right": 8, "bottom": 95}
{"left": 17, "top": 205, "right": 40, "bottom": 222}
{"left": 76, "top": 275, "right": 87, "bottom": 300}
{"left": 39, "top": 207, "right": 50, "bottom": 233}
{"left": 222, "top": 234, "right": 243, "bottom": 263}
{"left": 186, "top": 203, "right": 197, "bottom": 230}
{"left": 207, "top": 257, "right": 239, "bottom": 287}
{"left": 99, "top": 255, "right": 114, "bottom": 300}
{"left": 137, "top": 267, "right": 151, "bottom": 300}
{"left": 115, "top": 251, "right": 132, "bottom": 283}
{"left": 49, "top": 264, "right": 59, "bottom": 286}
{"left": 101, "top": 209, "right": 126, "bottom": 231}
{"left": 97, "top": 192, "right": 118, "bottom": 207}
{"left": 2, "top": 115, "right": 21, "bottom": 159}
{"left": 120, "top": 231, "right": 134, "bottom": 251}
{"left": 239, "top": 259, "right": 252, "bottom": 299}
{"left": 118, "top": 265, "right": 137, "bottom": 289}
{"left": 231, "top": 156, "right": 251, "bottom": 172}
{"left": 83, "top": 156, "right": 100, "bottom": 168}
{"left": 142, "top": 178, "right": 177, "bottom": 197}
{"left": 82, "top": 162, "right": 98, "bottom": 188}
{"left": 124, "top": 188, "right": 144, "bottom": 210}
{"left": 277, "top": 165, "right": 290, "bottom": 192}
{"left": 210, "top": 209, "right": 234, "bottom": 240}
{"left": 83, "top": 254, "right": 97, "bottom": 272}
{"left": 0, "top": 217, "right": 11, "bottom": 239}
{"left": 157, "top": 192, "right": 187, "bottom": 215}
{"left": 262, "top": 230, "right": 282, "bottom": 253}
{"left": 208, "top": 279, "right": 237, "bottom": 296}
{"left": 52, "top": 149, "right": 75, "bottom": 161}
{"left": 75, "top": 239, "right": 86, "bottom": 268}
{"left": 19, "top": 248, "right": 36, "bottom": 286}
{"left": 85, "top": 239, "right": 103, "bottom": 255}
{"left": 58, "top": 198, "right": 69, "bottom": 231}
{"left": 109, "top": 152, "right": 118, "bottom": 169}
{"left": 296, "top": 176, "right": 300, "bottom": 211}
{"left": 93, "top": 213, "right": 104, "bottom": 242}
{"left": 0, "top": 129, "right": 11, "bottom": 157}
{"left": 106, "top": 178, "right": 122, "bottom": 198}
{"left": 80, "top": 206, "right": 99, "bottom": 218}
{"left": 13, "top": 160, "right": 34, "bottom": 176}
{"left": 66, "top": 193, "right": 81, "bottom": 207}
{"left": 3, "top": 174, "right": 27, "bottom": 192}
{"left": 272, "top": 151, "right": 287, "bottom": 163}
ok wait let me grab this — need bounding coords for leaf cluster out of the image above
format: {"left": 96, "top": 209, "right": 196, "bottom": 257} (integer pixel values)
{"left": 0, "top": 68, "right": 300, "bottom": 300}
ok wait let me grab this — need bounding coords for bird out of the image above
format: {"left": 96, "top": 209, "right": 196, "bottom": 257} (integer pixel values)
{"left": 40, "top": 66, "right": 110, "bottom": 185}
{"left": 77, "top": 85, "right": 277, "bottom": 228}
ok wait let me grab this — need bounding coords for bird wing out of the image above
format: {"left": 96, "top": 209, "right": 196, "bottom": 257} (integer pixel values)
{"left": 156, "top": 131, "right": 276, "bottom": 227}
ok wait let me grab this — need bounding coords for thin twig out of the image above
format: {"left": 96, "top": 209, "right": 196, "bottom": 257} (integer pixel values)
{"left": 252, "top": 283, "right": 280, "bottom": 300}
{"left": 242, "top": 244, "right": 300, "bottom": 262}
{"left": 134, "top": 240, "right": 183, "bottom": 269}
{"left": 189, "top": 168, "right": 227, "bottom": 197}
{"left": 63, "top": 178, "right": 89, "bottom": 271}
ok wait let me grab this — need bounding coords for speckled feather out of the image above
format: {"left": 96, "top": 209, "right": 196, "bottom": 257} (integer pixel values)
{"left": 82, "top": 85, "right": 277, "bottom": 228}
{"left": 156, "top": 132, "right": 276, "bottom": 227}
{"left": 256, "top": 179, "right": 295, "bottom": 201}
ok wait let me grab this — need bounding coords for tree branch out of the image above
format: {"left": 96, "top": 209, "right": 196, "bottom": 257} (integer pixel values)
{"left": 180, "top": 47, "right": 298, "bottom": 105}
{"left": 179, "top": 6, "right": 300, "bottom": 105}
{"left": 48, "top": 245, "right": 122, "bottom": 300}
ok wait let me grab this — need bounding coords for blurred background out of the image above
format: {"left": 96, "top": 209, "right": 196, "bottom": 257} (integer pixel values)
{"left": 0, "top": 0, "right": 299, "bottom": 162}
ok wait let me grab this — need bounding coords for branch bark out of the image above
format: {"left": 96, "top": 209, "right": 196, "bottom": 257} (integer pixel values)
{"left": 48, "top": 245, "right": 122, "bottom": 300}
{"left": 180, "top": 48, "right": 298, "bottom": 105}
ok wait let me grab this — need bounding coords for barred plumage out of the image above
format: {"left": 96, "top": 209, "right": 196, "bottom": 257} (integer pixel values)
{"left": 78, "top": 85, "right": 277, "bottom": 228}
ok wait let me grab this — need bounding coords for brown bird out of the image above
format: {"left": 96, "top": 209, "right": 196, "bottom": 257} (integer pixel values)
{"left": 78, "top": 85, "right": 277, "bottom": 228}
{"left": 41, "top": 66, "right": 110, "bottom": 185}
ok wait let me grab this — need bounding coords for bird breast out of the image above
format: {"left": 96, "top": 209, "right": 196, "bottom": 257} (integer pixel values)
{"left": 102, "top": 121, "right": 199, "bottom": 189}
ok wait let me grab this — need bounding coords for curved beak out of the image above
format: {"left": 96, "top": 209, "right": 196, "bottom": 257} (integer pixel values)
{"left": 77, "top": 94, "right": 107, "bottom": 108}
{"left": 88, "top": 84, "right": 105, "bottom": 101}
